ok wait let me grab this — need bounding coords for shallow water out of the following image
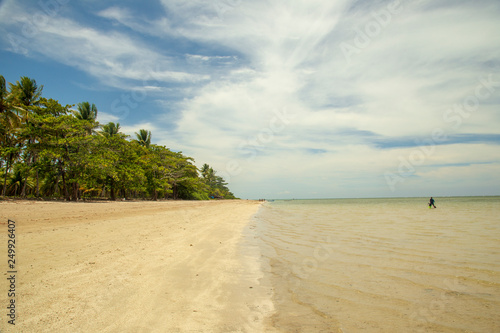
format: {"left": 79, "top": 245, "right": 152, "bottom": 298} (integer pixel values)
{"left": 254, "top": 197, "right": 500, "bottom": 332}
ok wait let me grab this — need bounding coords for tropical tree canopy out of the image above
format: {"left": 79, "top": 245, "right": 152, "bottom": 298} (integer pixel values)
{"left": 0, "top": 75, "right": 237, "bottom": 201}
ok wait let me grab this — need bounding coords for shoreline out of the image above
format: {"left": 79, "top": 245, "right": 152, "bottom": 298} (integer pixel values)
{"left": 0, "top": 200, "right": 273, "bottom": 332}
{"left": 238, "top": 205, "right": 277, "bottom": 332}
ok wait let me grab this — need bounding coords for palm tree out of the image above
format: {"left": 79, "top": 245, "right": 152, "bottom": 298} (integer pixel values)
{"left": 100, "top": 122, "right": 121, "bottom": 136}
{"left": 0, "top": 75, "right": 20, "bottom": 131}
{"left": 0, "top": 133, "right": 20, "bottom": 197}
{"left": 135, "top": 129, "right": 151, "bottom": 148}
{"left": 201, "top": 163, "right": 211, "bottom": 180}
{"left": 8, "top": 76, "right": 43, "bottom": 197}
{"left": 75, "top": 101, "right": 98, "bottom": 121}
{"left": 74, "top": 102, "right": 99, "bottom": 135}
{"left": 0, "top": 76, "right": 19, "bottom": 196}
{"left": 7, "top": 167, "right": 33, "bottom": 197}
{"left": 201, "top": 163, "right": 217, "bottom": 191}
{"left": 8, "top": 76, "right": 43, "bottom": 113}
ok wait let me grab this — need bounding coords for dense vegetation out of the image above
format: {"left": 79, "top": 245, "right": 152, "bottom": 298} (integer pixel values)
{"left": 0, "top": 75, "right": 236, "bottom": 201}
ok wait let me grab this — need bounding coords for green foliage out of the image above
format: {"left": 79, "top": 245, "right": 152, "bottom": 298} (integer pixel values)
{"left": 9, "top": 76, "right": 43, "bottom": 109}
{"left": 75, "top": 101, "right": 97, "bottom": 121}
{"left": 100, "top": 122, "right": 121, "bottom": 136}
{"left": 0, "top": 74, "right": 236, "bottom": 201}
{"left": 200, "top": 163, "right": 237, "bottom": 199}
{"left": 135, "top": 129, "right": 151, "bottom": 148}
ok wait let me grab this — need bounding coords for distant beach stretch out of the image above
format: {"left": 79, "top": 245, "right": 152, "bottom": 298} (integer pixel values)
{"left": 1, "top": 197, "right": 499, "bottom": 332}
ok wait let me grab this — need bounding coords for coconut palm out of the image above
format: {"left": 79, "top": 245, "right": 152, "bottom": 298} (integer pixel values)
{"left": 74, "top": 101, "right": 99, "bottom": 135}
{"left": 201, "top": 163, "right": 216, "bottom": 184}
{"left": 75, "top": 101, "right": 98, "bottom": 121}
{"left": 7, "top": 76, "right": 43, "bottom": 197}
{"left": 1, "top": 133, "right": 20, "bottom": 196}
{"left": 8, "top": 76, "right": 43, "bottom": 112}
{"left": 0, "top": 76, "right": 19, "bottom": 196}
{"left": 0, "top": 75, "right": 20, "bottom": 131}
{"left": 100, "top": 122, "right": 121, "bottom": 136}
{"left": 201, "top": 163, "right": 212, "bottom": 180}
{"left": 135, "top": 129, "right": 151, "bottom": 148}
{"left": 7, "top": 167, "right": 33, "bottom": 196}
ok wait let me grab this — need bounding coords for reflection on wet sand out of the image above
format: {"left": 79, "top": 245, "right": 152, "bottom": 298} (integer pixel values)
{"left": 256, "top": 197, "right": 500, "bottom": 332}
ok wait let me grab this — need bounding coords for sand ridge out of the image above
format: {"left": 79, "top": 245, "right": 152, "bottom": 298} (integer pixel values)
{"left": 0, "top": 200, "right": 273, "bottom": 332}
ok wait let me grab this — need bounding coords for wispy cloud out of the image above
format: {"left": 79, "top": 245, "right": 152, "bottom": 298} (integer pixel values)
{"left": 1, "top": 0, "right": 208, "bottom": 89}
{"left": 1, "top": 0, "right": 499, "bottom": 198}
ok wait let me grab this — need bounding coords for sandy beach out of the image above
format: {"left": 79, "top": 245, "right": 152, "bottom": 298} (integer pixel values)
{"left": 2, "top": 197, "right": 499, "bottom": 332}
{"left": 0, "top": 200, "right": 273, "bottom": 332}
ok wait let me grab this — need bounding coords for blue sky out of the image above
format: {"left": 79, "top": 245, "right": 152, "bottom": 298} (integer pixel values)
{"left": 1, "top": 0, "right": 499, "bottom": 199}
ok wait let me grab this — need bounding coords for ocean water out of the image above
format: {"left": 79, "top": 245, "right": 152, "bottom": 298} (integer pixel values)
{"left": 253, "top": 197, "right": 500, "bottom": 332}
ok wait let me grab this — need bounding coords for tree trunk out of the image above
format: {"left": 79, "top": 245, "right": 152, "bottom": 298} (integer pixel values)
{"left": 71, "top": 182, "right": 78, "bottom": 201}
{"left": 35, "top": 155, "right": 40, "bottom": 197}
{"left": 62, "top": 172, "right": 70, "bottom": 201}
{"left": 21, "top": 176, "right": 27, "bottom": 197}
{"left": 63, "top": 145, "right": 71, "bottom": 201}
{"left": 36, "top": 169, "right": 40, "bottom": 197}
{"left": 172, "top": 184, "right": 178, "bottom": 200}
{"left": 54, "top": 173, "right": 61, "bottom": 197}
{"left": 2, "top": 160, "right": 9, "bottom": 196}
{"left": 21, "top": 140, "right": 34, "bottom": 198}
{"left": 110, "top": 179, "right": 116, "bottom": 201}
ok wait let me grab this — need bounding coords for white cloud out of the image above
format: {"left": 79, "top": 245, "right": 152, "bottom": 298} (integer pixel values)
{"left": 2, "top": 0, "right": 499, "bottom": 198}
{"left": 97, "top": 112, "right": 120, "bottom": 124}
{"left": 160, "top": 0, "right": 500, "bottom": 198}
{"left": 0, "top": 0, "right": 207, "bottom": 89}
{"left": 119, "top": 122, "right": 159, "bottom": 140}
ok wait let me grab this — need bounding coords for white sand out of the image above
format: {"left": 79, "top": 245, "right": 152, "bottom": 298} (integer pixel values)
{"left": 0, "top": 200, "right": 275, "bottom": 332}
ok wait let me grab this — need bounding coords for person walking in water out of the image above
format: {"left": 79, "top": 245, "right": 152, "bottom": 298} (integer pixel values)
{"left": 429, "top": 197, "right": 436, "bottom": 208}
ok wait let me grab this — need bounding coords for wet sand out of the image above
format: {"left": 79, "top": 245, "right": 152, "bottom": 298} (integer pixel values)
{"left": 0, "top": 200, "right": 274, "bottom": 332}
{"left": 256, "top": 197, "right": 500, "bottom": 332}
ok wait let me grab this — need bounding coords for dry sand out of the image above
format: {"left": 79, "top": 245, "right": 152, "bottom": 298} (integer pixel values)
{"left": 0, "top": 200, "right": 275, "bottom": 332}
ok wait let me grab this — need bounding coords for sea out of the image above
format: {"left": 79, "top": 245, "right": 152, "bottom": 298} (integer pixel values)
{"left": 250, "top": 196, "right": 500, "bottom": 332}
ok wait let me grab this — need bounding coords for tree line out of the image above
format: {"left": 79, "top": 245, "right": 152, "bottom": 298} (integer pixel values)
{"left": 0, "top": 75, "right": 236, "bottom": 201}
